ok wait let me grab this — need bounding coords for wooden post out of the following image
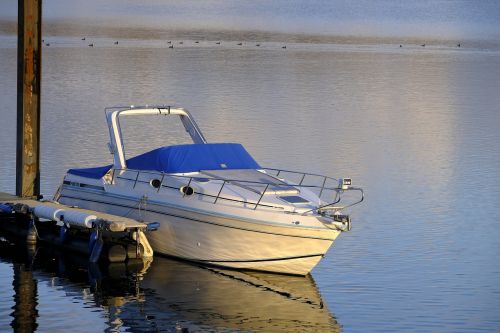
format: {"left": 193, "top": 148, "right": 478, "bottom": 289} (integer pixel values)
{"left": 16, "top": 0, "right": 42, "bottom": 198}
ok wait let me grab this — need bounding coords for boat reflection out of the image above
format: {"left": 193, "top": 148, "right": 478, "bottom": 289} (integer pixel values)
{"left": 0, "top": 238, "right": 340, "bottom": 332}
{"left": 136, "top": 260, "right": 341, "bottom": 332}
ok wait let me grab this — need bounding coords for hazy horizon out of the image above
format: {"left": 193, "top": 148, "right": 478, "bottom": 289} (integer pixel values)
{"left": 1, "top": 0, "right": 499, "bottom": 40}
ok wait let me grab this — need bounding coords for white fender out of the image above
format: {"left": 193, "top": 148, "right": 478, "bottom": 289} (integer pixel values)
{"left": 61, "top": 211, "right": 97, "bottom": 228}
{"left": 33, "top": 205, "right": 65, "bottom": 222}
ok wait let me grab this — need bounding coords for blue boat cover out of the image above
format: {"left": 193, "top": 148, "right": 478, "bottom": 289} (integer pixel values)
{"left": 68, "top": 164, "right": 112, "bottom": 179}
{"left": 68, "top": 143, "right": 260, "bottom": 179}
{"left": 0, "top": 203, "right": 13, "bottom": 214}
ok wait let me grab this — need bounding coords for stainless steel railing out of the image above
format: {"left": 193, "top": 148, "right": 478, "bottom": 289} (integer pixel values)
{"left": 111, "top": 168, "right": 363, "bottom": 214}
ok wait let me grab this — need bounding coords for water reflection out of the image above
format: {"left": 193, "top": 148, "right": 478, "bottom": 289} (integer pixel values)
{"left": 10, "top": 248, "right": 38, "bottom": 333}
{"left": 0, "top": 237, "right": 339, "bottom": 332}
{"left": 138, "top": 260, "right": 340, "bottom": 332}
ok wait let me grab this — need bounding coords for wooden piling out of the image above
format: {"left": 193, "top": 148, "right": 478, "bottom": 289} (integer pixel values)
{"left": 16, "top": 0, "right": 42, "bottom": 198}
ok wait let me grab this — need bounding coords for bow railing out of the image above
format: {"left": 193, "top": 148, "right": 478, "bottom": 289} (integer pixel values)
{"left": 110, "top": 168, "right": 363, "bottom": 214}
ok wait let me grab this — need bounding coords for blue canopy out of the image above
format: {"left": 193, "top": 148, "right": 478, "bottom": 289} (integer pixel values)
{"left": 67, "top": 164, "right": 112, "bottom": 179}
{"left": 68, "top": 143, "right": 260, "bottom": 178}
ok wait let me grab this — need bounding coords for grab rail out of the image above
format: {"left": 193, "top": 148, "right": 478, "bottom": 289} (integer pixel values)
{"left": 263, "top": 167, "right": 339, "bottom": 201}
{"left": 110, "top": 168, "right": 363, "bottom": 214}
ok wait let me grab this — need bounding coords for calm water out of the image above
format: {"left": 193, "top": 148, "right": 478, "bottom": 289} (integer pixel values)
{"left": 1, "top": 2, "right": 500, "bottom": 331}
{"left": 2, "top": 0, "right": 500, "bottom": 39}
{"left": 0, "top": 242, "right": 339, "bottom": 332}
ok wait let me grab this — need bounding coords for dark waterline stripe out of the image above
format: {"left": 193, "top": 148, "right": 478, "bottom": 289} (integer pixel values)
{"left": 198, "top": 253, "right": 323, "bottom": 263}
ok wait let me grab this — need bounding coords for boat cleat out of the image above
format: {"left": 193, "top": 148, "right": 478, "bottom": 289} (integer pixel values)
{"left": 333, "top": 214, "right": 351, "bottom": 231}
{"left": 321, "top": 211, "right": 351, "bottom": 231}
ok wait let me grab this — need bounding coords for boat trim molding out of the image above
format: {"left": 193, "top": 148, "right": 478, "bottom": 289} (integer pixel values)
{"left": 59, "top": 192, "right": 337, "bottom": 241}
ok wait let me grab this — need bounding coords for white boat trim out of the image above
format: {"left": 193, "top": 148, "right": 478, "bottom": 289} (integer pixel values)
{"left": 59, "top": 187, "right": 338, "bottom": 241}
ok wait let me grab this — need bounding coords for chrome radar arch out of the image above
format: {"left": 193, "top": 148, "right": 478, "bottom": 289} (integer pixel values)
{"left": 104, "top": 105, "right": 207, "bottom": 170}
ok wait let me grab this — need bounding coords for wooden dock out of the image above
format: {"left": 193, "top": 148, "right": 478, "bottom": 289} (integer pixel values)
{"left": 0, "top": 192, "right": 154, "bottom": 262}
{"left": 0, "top": 192, "right": 148, "bottom": 232}
{"left": 0, "top": 192, "right": 19, "bottom": 202}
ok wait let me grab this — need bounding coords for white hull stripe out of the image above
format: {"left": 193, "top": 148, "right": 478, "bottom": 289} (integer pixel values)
{"left": 62, "top": 184, "right": 330, "bottom": 231}
{"left": 60, "top": 194, "right": 335, "bottom": 241}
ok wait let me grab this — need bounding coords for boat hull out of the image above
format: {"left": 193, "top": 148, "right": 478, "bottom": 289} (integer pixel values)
{"left": 58, "top": 187, "right": 339, "bottom": 275}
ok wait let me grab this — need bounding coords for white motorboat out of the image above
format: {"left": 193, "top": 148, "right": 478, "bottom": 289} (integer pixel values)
{"left": 55, "top": 105, "right": 363, "bottom": 275}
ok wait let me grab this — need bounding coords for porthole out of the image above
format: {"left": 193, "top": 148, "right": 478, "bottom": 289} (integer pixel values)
{"left": 150, "top": 179, "right": 162, "bottom": 189}
{"left": 180, "top": 186, "right": 194, "bottom": 196}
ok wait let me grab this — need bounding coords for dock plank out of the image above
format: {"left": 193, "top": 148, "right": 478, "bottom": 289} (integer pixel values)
{"left": 0, "top": 192, "right": 20, "bottom": 201}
